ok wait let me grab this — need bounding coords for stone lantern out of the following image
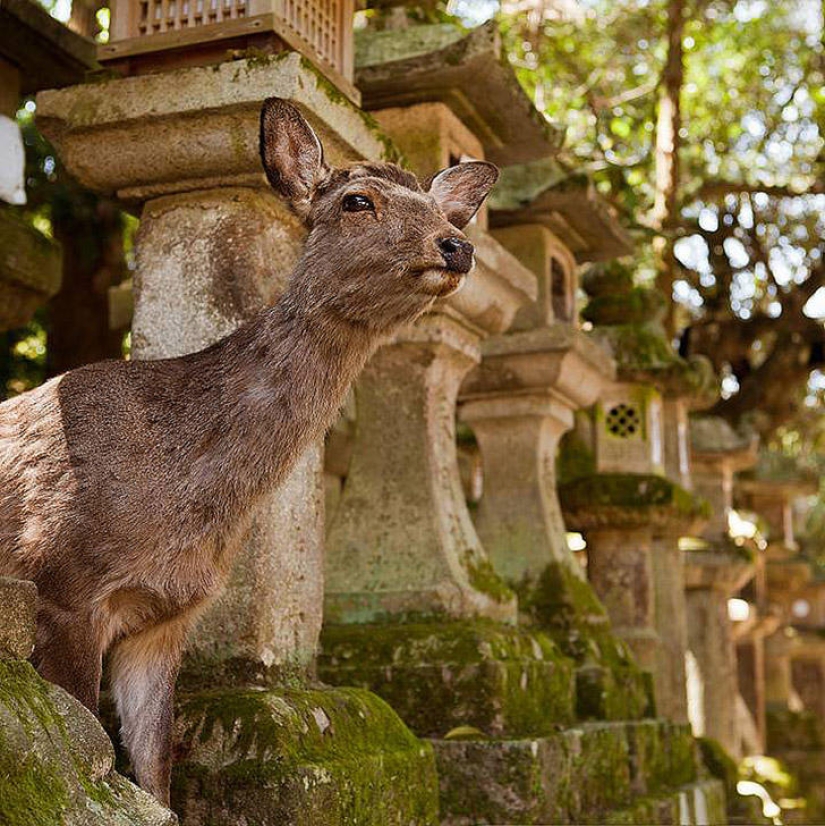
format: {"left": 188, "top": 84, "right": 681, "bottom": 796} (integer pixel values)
{"left": 456, "top": 158, "right": 652, "bottom": 724}
{"left": 320, "top": 20, "right": 589, "bottom": 747}
{"left": 36, "top": 13, "right": 441, "bottom": 821}
{"left": 558, "top": 262, "right": 710, "bottom": 723}
{"left": 685, "top": 416, "right": 759, "bottom": 757}
{"left": 100, "top": 0, "right": 359, "bottom": 102}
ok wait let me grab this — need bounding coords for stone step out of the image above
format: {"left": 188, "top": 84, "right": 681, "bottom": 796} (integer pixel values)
{"left": 435, "top": 719, "right": 706, "bottom": 825}
{"left": 0, "top": 576, "right": 37, "bottom": 660}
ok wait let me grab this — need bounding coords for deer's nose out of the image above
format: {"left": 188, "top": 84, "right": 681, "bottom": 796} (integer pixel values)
{"left": 438, "top": 236, "right": 474, "bottom": 274}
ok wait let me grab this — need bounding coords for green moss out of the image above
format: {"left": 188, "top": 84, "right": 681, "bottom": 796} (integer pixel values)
{"left": 559, "top": 473, "right": 710, "bottom": 521}
{"left": 320, "top": 620, "right": 576, "bottom": 738}
{"left": 698, "top": 737, "right": 738, "bottom": 800}
{"left": 173, "top": 686, "right": 440, "bottom": 825}
{"left": 582, "top": 288, "right": 666, "bottom": 327}
{"left": 515, "top": 562, "right": 652, "bottom": 721}
{"left": 557, "top": 431, "right": 596, "bottom": 485}
{"left": 462, "top": 552, "right": 515, "bottom": 604}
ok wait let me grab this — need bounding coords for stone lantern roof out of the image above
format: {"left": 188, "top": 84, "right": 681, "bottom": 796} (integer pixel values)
{"left": 355, "top": 20, "right": 562, "bottom": 166}
{"left": 0, "top": 0, "right": 97, "bottom": 94}
{"left": 489, "top": 158, "right": 634, "bottom": 263}
{"left": 580, "top": 261, "right": 717, "bottom": 402}
{"left": 690, "top": 416, "right": 759, "bottom": 468}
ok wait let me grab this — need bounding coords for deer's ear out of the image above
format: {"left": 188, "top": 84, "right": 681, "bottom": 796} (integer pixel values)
{"left": 260, "top": 98, "right": 329, "bottom": 217}
{"left": 427, "top": 161, "right": 499, "bottom": 229}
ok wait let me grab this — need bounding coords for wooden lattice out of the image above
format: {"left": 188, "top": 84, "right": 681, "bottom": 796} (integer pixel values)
{"left": 137, "top": 0, "right": 248, "bottom": 34}
{"left": 103, "top": 0, "right": 355, "bottom": 95}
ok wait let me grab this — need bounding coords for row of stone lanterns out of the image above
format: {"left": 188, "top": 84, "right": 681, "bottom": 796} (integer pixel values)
{"left": 22, "top": 1, "right": 824, "bottom": 824}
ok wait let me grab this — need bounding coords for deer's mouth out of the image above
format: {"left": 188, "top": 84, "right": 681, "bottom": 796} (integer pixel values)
{"left": 414, "top": 266, "right": 468, "bottom": 298}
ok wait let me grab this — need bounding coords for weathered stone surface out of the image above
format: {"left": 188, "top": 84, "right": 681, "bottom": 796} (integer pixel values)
{"left": 0, "top": 577, "right": 37, "bottom": 660}
{"left": 132, "top": 188, "right": 320, "bottom": 684}
{"left": 0, "top": 210, "right": 63, "bottom": 331}
{"left": 0, "top": 659, "right": 176, "bottom": 825}
{"left": 147, "top": 194, "right": 312, "bottom": 673}
{"left": 434, "top": 719, "right": 704, "bottom": 825}
{"left": 319, "top": 620, "right": 576, "bottom": 739}
{"left": 172, "top": 685, "right": 439, "bottom": 825}
{"left": 324, "top": 314, "right": 517, "bottom": 625}
{"left": 37, "top": 53, "right": 396, "bottom": 201}
{"left": 356, "top": 22, "right": 561, "bottom": 166}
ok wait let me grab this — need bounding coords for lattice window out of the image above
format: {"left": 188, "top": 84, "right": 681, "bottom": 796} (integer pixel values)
{"left": 138, "top": 0, "right": 247, "bottom": 33}
{"left": 282, "top": 0, "right": 345, "bottom": 72}
{"left": 605, "top": 403, "right": 641, "bottom": 439}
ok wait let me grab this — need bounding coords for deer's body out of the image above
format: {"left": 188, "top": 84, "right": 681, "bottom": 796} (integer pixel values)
{"left": 0, "top": 99, "right": 497, "bottom": 806}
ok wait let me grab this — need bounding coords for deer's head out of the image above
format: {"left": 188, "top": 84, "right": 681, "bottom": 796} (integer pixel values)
{"left": 260, "top": 98, "right": 498, "bottom": 332}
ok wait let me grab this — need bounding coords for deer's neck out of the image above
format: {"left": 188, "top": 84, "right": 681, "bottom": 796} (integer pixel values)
{"left": 185, "top": 286, "right": 376, "bottom": 536}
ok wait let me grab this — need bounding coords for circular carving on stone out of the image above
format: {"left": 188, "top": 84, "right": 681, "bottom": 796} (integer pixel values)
{"left": 605, "top": 403, "right": 641, "bottom": 438}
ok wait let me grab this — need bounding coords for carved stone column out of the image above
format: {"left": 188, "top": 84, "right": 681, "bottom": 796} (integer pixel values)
{"left": 684, "top": 550, "right": 754, "bottom": 757}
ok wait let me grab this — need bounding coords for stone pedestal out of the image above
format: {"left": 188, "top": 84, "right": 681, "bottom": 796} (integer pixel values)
{"left": 132, "top": 187, "right": 321, "bottom": 684}
{"left": 459, "top": 326, "right": 611, "bottom": 587}
{"left": 684, "top": 550, "right": 754, "bottom": 757}
{"left": 324, "top": 314, "right": 516, "bottom": 625}
{"left": 37, "top": 56, "right": 440, "bottom": 824}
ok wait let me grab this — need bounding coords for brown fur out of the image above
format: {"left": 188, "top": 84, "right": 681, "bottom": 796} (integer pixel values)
{"left": 0, "top": 98, "right": 498, "bottom": 805}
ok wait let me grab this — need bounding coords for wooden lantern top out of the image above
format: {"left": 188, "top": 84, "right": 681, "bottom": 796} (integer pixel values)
{"left": 98, "top": 0, "right": 358, "bottom": 104}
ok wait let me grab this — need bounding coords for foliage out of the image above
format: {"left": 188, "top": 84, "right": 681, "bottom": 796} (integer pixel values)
{"left": 497, "top": 0, "right": 824, "bottom": 438}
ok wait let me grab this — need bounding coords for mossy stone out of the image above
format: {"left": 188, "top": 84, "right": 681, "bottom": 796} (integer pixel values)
{"left": 0, "top": 660, "right": 175, "bottom": 825}
{"left": 173, "top": 685, "right": 439, "bottom": 825}
{"left": 518, "top": 562, "right": 652, "bottom": 721}
{"left": 319, "top": 620, "right": 576, "bottom": 739}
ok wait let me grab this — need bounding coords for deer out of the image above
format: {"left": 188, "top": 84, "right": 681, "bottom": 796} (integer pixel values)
{"left": 0, "top": 98, "right": 498, "bottom": 806}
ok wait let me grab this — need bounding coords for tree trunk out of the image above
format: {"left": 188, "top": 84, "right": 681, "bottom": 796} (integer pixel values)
{"left": 651, "top": 0, "right": 686, "bottom": 340}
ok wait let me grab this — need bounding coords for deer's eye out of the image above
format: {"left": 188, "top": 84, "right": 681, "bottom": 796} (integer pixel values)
{"left": 342, "top": 194, "right": 374, "bottom": 213}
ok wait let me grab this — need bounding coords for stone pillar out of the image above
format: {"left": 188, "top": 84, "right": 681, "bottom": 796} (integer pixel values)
{"left": 684, "top": 551, "right": 754, "bottom": 756}
{"left": 651, "top": 522, "right": 693, "bottom": 723}
{"left": 325, "top": 312, "right": 516, "bottom": 623}
{"left": 585, "top": 524, "right": 659, "bottom": 672}
{"left": 320, "top": 238, "right": 582, "bottom": 740}
{"left": 459, "top": 326, "right": 611, "bottom": 587}
{"left": 132, "top": 188, "right": 322, "bottom": 683}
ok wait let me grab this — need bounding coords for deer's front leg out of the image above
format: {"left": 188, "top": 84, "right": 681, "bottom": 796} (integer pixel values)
{"left": 109, "top": 615, "right": 192, "bottom": 806}
{"left": 33, "top": 599, "right": 103, "bottom": 713}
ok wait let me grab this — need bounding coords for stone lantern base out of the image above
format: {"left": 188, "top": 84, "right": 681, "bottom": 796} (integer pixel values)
{"left": 170, "top": 686, "right": 439, "bottom": 825}
{"left": 319, "top": 620, "right": 577, "bottom": 740}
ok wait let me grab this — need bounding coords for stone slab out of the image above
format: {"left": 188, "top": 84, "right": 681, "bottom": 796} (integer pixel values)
{"left": 172, "top": 685, "right": 439, "bottom": 825}
{"left": 355, "top": 22, "right": 561, "bottom": 166}
{"left": 36, "top": 52, "right": 397, "bottom": 201}
{"left": 319, "top": 621, "right": 576, "bottom": 740}
{"left": 434, "top": 720, "right": 702, "bottom": 826}
{"left": 0, "top": 577, "right": 37, "bottom": 660}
